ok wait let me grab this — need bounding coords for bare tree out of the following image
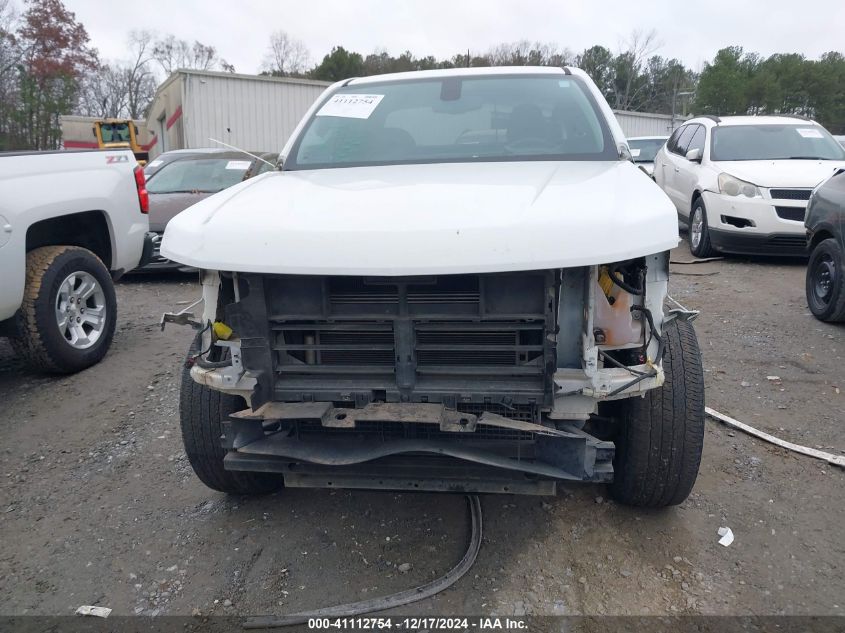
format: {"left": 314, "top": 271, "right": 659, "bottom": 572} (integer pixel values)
{"left": 152, "top": 34, "right": 222, "bottom": 75}
{"left": 124, "top": 30, "right": 156, "bottom": 118}
{"left": 448, "top": 41, "right": 574, "bottom": 70}
{"left": 486, "top": 41, "right": 572, "bottom": 67}
{"left": 0, "top": 0, "right": 20, "bottom": 149}
{"left": 261, "top": 30, "right": 309, "bottom": 76}
{"left": 611, "top": 29, "right": 661, "bottom": 110}
{"left": 78, "top": 63, "right": 127, "bottom": 118}
{"left": 78, "top": 30, "right": 157, "bottom": 119}
{"left": 0, "top": 0, "right": 19, "bottom": 77}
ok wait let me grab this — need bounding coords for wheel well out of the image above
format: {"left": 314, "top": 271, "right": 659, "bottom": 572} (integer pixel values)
{"left": 690, "top": 191, "right": 702, "bottom": 212}
{"left": 26, "top": 211, "right": 112, "bottom": 270}
{"left": 809, "top": 229, "right": 834, "bottom": 252}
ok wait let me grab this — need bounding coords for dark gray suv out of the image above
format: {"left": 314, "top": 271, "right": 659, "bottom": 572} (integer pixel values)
{"left": 805, "top": 168, "right": 845, "bottom": 322}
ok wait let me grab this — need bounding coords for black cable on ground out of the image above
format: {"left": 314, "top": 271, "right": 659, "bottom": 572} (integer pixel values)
{"left": 243, "top": 494, "right": 483, "bottom": 629}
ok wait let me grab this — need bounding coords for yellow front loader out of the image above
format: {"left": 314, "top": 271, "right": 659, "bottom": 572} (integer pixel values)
{"left": 92, "top": 119, "right": 149, "bottom": 165}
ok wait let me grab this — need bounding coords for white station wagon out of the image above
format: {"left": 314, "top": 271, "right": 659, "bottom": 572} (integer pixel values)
{"left": 654, "top": 115, "right": 845, "bottom": 257}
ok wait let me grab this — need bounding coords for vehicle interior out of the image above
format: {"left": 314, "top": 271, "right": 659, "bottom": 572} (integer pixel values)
{"left": 291, "top": 75, "right": 615, "bottom": 168}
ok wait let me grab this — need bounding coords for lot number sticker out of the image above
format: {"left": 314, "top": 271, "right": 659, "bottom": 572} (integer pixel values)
{"left": 225, "top": 160, "right": 251, "bottom": 170}
{"left": 317, "top": 94, "right": 385, "bottom": 119}
{"left": 796, "top": 128, "right": 823, "bottom": 139}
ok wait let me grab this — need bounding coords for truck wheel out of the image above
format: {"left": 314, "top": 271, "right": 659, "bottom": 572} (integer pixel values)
{"left": 689, "top": 199, "right": 715, "bottom": 258}
{"left": 180, "top": 337, "right": 284, "bottom": 495}
{"left": 806, "top": 238, "right": 845, "bottom": 322}
{"left": 609, "top": 319, "right": 705, "bottom": 508}
{"left": 11, "top": 246, "right": 117, "bottom": 373}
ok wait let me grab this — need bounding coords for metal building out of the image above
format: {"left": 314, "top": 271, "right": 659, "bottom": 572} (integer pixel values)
{"left": 613, "top": 109, "right": 686, "bottom": 137}
{"left": 145, "top": 70, "right": 331, "bottom": 159}
{"left": 143, "top": 69, "right": 684, "bottom": 158}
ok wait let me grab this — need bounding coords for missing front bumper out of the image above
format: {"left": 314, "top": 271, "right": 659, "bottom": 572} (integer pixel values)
{"left": 220, "top": 402, "right": 614, "bottom": 495}
{"left": 226, "top": 453, "right": 560, "bottom": 495}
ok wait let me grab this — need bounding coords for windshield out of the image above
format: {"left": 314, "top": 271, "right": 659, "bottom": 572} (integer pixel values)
{"left": 711, "top": 124, "right": 845, "bottom": 161}
{"left": 146, "top": 158, "right": 251, "bottom": 194}
{"left": 628, "top": 137, "right": 667, "bottom": 163}
{"left": 286, "top": 74, "right": 616, "bottom": 170}
{"left": 100, "top": 122, "right": 131, "bottom": 143}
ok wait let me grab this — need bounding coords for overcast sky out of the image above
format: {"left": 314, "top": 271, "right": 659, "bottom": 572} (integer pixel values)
{"left": 66, "top": 0, "right": 844, "bottom": 75}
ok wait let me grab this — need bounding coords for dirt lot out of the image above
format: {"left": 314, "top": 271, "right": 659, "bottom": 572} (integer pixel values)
{"left": 1, "top": 241, "right": 843, "bottom": 620}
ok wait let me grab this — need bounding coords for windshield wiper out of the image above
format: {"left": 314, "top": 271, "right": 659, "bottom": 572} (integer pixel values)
{"left": 787, "top": 156, "right": 825, "bottom": 160}
{"left": 151, "top": 189, "right": 215, "bottom": 194}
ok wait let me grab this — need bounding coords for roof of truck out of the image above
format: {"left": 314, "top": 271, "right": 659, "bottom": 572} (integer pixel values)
{"left": 348, "top": 66, "right": 580, "bottom": 86}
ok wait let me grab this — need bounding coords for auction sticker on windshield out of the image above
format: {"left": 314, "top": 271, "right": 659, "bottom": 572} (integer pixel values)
{"left": 797, "top": 128, "right": 824, "bottom": 139}
{"left": 317, "top": 94, "right": 385, "bottom": 119}
{"left": 225, "top": 160, "right": 251, "bottom": 170}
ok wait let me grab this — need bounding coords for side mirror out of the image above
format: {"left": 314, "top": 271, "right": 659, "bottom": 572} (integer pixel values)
{"left": 685, "top": 147, "right": 702, "bottom": 162}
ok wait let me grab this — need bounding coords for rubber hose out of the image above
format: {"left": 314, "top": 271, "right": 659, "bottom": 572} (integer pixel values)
{"left": 243, "top": 494, "right": 483, "bottom": 629}
{"left": 608, "top": 264, "right": 644, "bottom": 295}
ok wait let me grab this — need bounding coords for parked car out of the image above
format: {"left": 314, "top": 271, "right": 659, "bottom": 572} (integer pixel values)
{"left": 805, "top": 168, "right": 845, "bottom": 322}
{"left": 143, "top": 149, "right": 276, "bottom": 270}
{"left": 144, "top": 149, "right": 278, "bottom": 182}
{"left": 161, "top": 66, "right": 705, "bottom": 507}
{"left": 144, "top": 149, "right": 211, "bottom": 180}
{"left": 628, "top": 135, "right": 669, "bottom": 178}
{"left": 0, "top": 149, "right": 152, "bottom": 372}
{"left": 653, "top": 115, "right": 845, "bottom": 257}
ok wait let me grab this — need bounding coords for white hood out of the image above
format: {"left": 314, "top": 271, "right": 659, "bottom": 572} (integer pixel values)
{"left": 161, "top": 161, "right": 679, "bottom": 276}
{"left": 715, "top": 159, "right": 845, "bottom": 189}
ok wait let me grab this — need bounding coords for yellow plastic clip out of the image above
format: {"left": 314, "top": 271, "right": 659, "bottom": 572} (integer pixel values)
{"left": 212, "top": 321, "right": 233, "bottom": 341}
{"left": 598, "top": 266, "right": 614, "bottom": 298}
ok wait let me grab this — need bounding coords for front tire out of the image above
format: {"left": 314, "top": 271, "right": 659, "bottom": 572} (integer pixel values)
{"left": 689, "top": 199, "right": 716, "bottom": 258}
{"left": 609, "top": 319, "right": 705, "bottom": 508}
{"left": 806, "top": 238, "right": 845, "bottom": 322}
{"left": 11, "top": 246, "right": 117, "bottom": 373}
{"left": 180, "top": 337, "right": 284, "bottom": 495}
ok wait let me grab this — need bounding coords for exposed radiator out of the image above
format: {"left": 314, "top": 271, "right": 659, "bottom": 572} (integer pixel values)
{"left": 252, "top": 270, "right": 564, "bottom": 411}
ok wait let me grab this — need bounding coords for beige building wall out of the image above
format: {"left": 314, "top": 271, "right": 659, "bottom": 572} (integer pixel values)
{"left": 145, "top": 70, "right": 330, "bottom": 159}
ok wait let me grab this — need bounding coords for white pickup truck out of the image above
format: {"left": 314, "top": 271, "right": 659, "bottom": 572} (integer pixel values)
{"left": 0, "top": 149, "right": 152, "bottom": 373}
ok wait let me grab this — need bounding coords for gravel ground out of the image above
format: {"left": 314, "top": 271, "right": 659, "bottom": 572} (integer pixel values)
{"left": 1, "top": 241, "right": 843, "bottom": 620}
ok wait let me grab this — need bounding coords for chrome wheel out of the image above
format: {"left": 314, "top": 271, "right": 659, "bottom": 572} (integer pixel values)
{"left": 690, "top": 207, "right": 703, "bottom": 250}
{"left": 54, "top": 271, "right": 107, "bottom": 349}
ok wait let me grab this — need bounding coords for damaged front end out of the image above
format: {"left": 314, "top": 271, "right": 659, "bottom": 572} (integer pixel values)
{"left": 165, "top": 254, "right": 693, "bottom": 495}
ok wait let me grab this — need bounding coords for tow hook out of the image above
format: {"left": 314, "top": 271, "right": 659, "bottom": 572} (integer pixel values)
{"left": 160, "top": 297, "right": 203, "bottom": 331}
{"left": 666, "top": 295, "right": 700, "bottom": 322}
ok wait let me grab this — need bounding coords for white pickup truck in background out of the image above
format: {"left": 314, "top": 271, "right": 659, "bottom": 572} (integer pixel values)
{"left": 0, "top": 149, "right": 153, "bottom": 373}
